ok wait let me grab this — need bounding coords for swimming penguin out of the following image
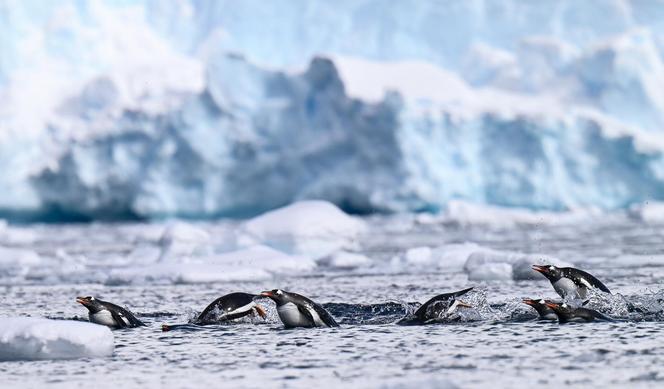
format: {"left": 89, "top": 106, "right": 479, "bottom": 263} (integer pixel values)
{"left": 532, "top": 265, "right": 610, "bottom": 299}
{"left": 260, "top": 289, "right": 339, "bottom": 328}
{"left": 522, "top": 298, "right": 557, "bottom": 321}
{"left": 544, "top": 301, "right": 614, "bottom": 323}
{"left": 398, "top": 287, "right": 474, "bottom": 325}
{"left": 76, "top": 296, "right": 145, "bottom": 328}
{"left": 194, "top": 292, "right": 267, "bottom": 324}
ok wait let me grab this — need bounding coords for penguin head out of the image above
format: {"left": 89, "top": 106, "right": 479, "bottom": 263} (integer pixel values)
{"left": 544, "top": 301, "right": 572, "bottom": 315}
{"left": 522, "top": 298, "right": 546, "bottom": 308}
{"left": 260, "top": 289, "right": 287, "bottom": 305}
{"left": 532, "top": 264, "right": 562, "bottom": 281}
{"left": 76, "top": 296, "right": 104, "bottom": 313}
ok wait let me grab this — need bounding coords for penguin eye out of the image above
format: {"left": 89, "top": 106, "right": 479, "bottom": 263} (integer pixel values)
{"left": 538, "top": 299, "right": 545, "bottom": 304}
{"left": 276, "top": 290, "right": 283, "bottom": 295}
{"left": 548, "top": 266, "right": 554, "bottom": 271}
{"left": 89, "top": 296, "right": 95, "bottom": 300}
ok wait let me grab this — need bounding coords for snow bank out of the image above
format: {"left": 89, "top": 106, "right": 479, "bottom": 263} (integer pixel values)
{"left": 240, "top": 201, "right": 366, "bottom": 259}
{"left": 0, "top": 317, "right": 113, "bottom": 361}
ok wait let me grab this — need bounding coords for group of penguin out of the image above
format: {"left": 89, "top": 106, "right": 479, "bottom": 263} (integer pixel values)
{"left": 76, "top": 264, "right": 615, "bottom": 330}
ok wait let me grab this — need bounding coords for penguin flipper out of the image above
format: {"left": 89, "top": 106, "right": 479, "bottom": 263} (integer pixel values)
{"left": 119, "top": 308, "right": 145, "bottom": 327}
{"left": 296, "top": 304, "right": 318, "bottom": 327}
{"left": 110, "top": 311, "right": 128, "bottom": 328}
{"left": 574, "top": 270, "right": 611, "bottom": 293}
{"left": 310, "top": 303, "right": 340, "bottom": 327}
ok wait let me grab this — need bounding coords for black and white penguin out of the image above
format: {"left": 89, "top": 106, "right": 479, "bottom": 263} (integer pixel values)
{"left": 260, "top": 289, "right": 339, "bottom": 328}
{"left": 532, "top": 265, "right": 611, "bottom": 299}
{"left": 398, "top": 287, "right": 474, "bottom": 325}
{"left": 76, "top": 296, "right": 145, "bottom": 328}
{"left": 544, "top": 301, "right": 614, "bottom": 323}
{"left": 193, "top": 292, "right": 267, "bottom": 324}
{"left": 522, "top": 298, "right": 557, "bottom": 321}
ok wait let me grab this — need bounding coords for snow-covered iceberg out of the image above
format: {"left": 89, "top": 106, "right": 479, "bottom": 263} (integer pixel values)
{"left": 0, "top": 317, "right": 114, "bottom": 361}
{"left": 2, "top": 1, "right": 664, "bottom": 220}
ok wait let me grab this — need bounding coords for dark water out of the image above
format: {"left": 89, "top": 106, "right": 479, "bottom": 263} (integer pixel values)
{"left": 1, "top": 215, "right": 664, "bottom": 388}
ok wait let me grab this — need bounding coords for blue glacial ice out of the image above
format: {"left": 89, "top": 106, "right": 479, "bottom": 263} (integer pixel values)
{"left": 1, "top": 0, "right": 664, "bottom": 219}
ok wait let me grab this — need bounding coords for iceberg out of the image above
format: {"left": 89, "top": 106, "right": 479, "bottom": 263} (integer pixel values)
{"left": 1, "top": 1, "right": 664, "bottom": 220}
{"left": 0, "top": 317, "right": 114, "bottom": 361}
{"left": 240, "top": 201, "right": 367, "bottom": 259}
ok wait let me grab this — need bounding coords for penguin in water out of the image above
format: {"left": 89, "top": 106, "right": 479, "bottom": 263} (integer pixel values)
{"left": 161, "top": 292, "right": 267, "bottom": 331}
{"left": 193, "top": 292, "right": 267, "bottom": 324}
{"left": 522, "top": 298, "right": 557, "bottom": 321}
{"left": 544, "top": 301, "right": 614, "bottom": 323}
{"left": 76, "top": 296, "right": 145, "bottom": 329}
{"left": 260, "top": 289, "right": 339, "bottom": 328}
{"left": 398, "top": 287, "right": 474, "bottom": 325}
{"left": 532, "top": 265, "right": 611, "bottom": 299}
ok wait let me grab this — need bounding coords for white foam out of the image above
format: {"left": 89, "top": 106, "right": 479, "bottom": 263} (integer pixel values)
{"left": 240, "top": 201, "right": 366, "bottom": 259}
{"left": 0, "top": 317, "right": 114, "bottom": 361}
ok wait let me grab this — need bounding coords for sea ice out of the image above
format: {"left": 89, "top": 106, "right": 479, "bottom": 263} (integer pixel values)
{"left": 0, "top": 317, "right": 114, "bottom": 361}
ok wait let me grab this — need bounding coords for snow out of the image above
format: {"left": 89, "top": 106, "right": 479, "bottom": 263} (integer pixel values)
{"left": 0, "top": 317, "right": 114, "bottom": 361}
{"left": 240, "top": 201, "right": 367, "bottom": 259}
{"left": 2, "top": 1, "right": 664, "bottom": 219}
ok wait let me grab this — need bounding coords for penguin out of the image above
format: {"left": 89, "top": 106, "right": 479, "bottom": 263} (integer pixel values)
{"left": 398, "top": 287, "right": 474, "bottom": 325}
{"left": 260, "top": 289, "right": 339, "bottom": 328}
{"left": 532, "top": 265, "right": 610, "bottom": 299}
{"left": 522, "top": 298, "right": 557, "bottom": 321}
{"left": 193, "top": 292, "right": 267, "bottom": 324}
{"left": 544, "top": 301, "right": 614, "bottom": 323}
{"left": 76, "top": 296, "right": 145, "bottom": 328}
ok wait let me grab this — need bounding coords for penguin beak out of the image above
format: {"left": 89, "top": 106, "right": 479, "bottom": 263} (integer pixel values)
{"left": 456, "top": 300, "right": 472, "bottom": 309}
{"left": 259, "top": 291, "right": 273, "bottom": 298}
{"left": 76, "top": 296, "right": 88, "bottom": 306}
{"left": 522, "top": 299, "right": 536, "bottom": 306}
{"left": 532, "top": 265, "right": 548, "bottom": 274}
{"left": 544, "top": 302, "right": 559, "bottom": 309}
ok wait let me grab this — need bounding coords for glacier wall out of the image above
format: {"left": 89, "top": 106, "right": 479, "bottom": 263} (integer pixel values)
{"left": 2, "top": 0, "right": 664, "bottom": 219}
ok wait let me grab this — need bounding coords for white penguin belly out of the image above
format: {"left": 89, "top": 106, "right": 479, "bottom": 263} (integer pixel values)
{"left": 553, "top": 278, "right": 586, "bottom": 298}
{"left": 90, "top": 310, "right": 128, "bottom": 327}
{"left": 223, "top": 302, "right": 255, "bottom": 317}
{"left": 277, "top": 303, "right": 323, "bottom": 327}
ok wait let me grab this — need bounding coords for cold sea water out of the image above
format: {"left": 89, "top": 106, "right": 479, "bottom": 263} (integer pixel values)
{"left": 1, "top": 212, "right": 664, "bottom": 388}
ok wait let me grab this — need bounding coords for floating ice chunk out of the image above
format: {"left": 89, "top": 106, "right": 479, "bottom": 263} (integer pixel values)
{"left": 0, "top": 246, "right": 42, "bottom": 279}
{"left": 159, "top": 221, "right": 212, "bottom": 261}
{"left": 467, "top": 262, "right": 513, "bottom": 281}
{"left": 0, "top": 317, "right": 114, "bottom": 361}
{"left": 444, "top": 200, "right": 602, "bottom": 227}
{"left": 463, "top": 246, "right": 572, "bottom": 281}
{"left": 240, "top": 201, "right": 366, "bottom": 259}
{"left": 628, "top": 201, "right": 664, "bottom": 224}
{"left": 320, "top": 251, "right": 372, "bottom": 270}
{"left": 404, "top": 246, "right": 433, "bottom": 266}
{"left": 107, "top": 245, "right": 314, "bottom": 285}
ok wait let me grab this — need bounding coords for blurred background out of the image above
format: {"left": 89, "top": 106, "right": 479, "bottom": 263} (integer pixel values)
{"left": 2, "top": 0, "right": 664, "bottom": 222}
